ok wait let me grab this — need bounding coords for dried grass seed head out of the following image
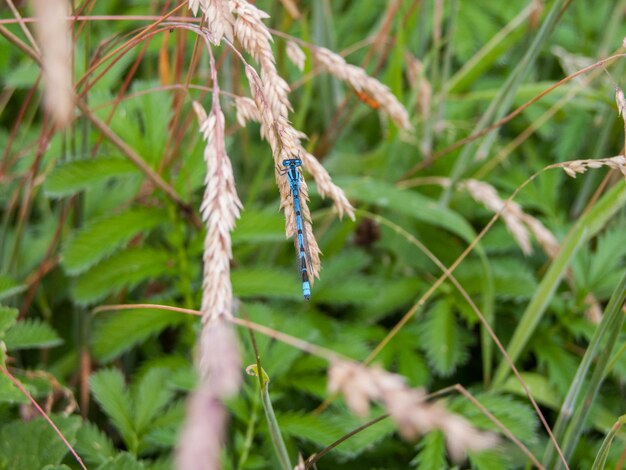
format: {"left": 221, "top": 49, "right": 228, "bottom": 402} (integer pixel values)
{"left": 34, "top": 0, "right": 75, "bottom": 129}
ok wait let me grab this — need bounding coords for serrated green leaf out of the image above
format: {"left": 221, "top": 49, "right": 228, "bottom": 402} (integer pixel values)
{"left": 96, "top": 453, "right": 146, "bottom": 470}
{"left": 132, "top": 368, "right": 175, "bottom": 435}
{"left": 232, "top": 267, "right": 301, "bottom": 299}
{"left": 232, "top": 209, "right": 284, "bottom": 243}
{"left": 450, "top": 393, "right": 538, "bottom": 445}
{"left": 0, "top": 276, "right": 26, "bottom": 301}
{"left": 338, "top": 177, "right": 477, "bottom": 244}
{"left": 44, "top": 157, "right": 138, "bottom": 198}
{"left": 90, "top": 369, "right": 137, "bottom": 451}
{"left": 411, "top": 430, "right": 446, "bottom": 469}
{"left": 0, "top": 306, "right": 18, "bottom": 337}
{"left": 4, "top": 319, "right": 63, "bottom": 350}
{"left": 418, "top": 301, "right": 471, "bottom": 376}
{"left": 0, "top": 415, "right": 81, "bottom": 469}
{"left": 74, "top": 420, "right": 116, "bottom": 466}
{"left": 61, "top": 207, "right": 166, "bottom": 275}
{"left": 0, "top": 373, "right": 28, "bottom": 404}
{"left": 92, "top": 309, "right": 186, "bottom": 362}
{"left": 72, "top": 247, "right": 173, "bottom": 305}
{"left": 468, "top": 448, "right": 509, "bottom": 470}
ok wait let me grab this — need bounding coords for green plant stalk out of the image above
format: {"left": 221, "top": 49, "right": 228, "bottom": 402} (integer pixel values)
{"left": 249, "top": 364, "right": 291, "bottom": 470}
{"left": 440, "top": 0, "right": 567, "bottom": 206}
{"left": 260, "top": 381, "right": 291, "bottom": 470}
{"left": 493, "top": 179, "right": 626, "bottom": 387}
{"left": 544, "top": 271, "right": 626, "bottom": 468}
{"left": 591, "top": 415, "right": 626, "bottom": 470}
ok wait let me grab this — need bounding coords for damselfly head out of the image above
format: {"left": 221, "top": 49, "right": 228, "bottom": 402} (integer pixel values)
{"left": 282, "top": 158, "right": 303, "bottom": 167}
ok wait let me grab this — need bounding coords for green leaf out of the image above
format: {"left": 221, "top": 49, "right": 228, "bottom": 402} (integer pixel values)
{"left": 92, "top": 309, "right": 186, "bottom": 362}
{"left": 468, "top": 449, "right": 509, "bottom": 470}
{"left": 4, "top": 319, "right": 63, "bottom": 350}
{"left": 44, "top": 157, "right": 138, "bottom": 198}
{"left": 90, "top": 369, "right": 137, "bottom": 451}
{"left": 0, "top": 275, "right": 26, "bottom": 301}
{"left": 0, "top": 373, "right": 28, "bottom": 404}
{"left": 132, "top": 368, "right": 175, "bottom": 435}
{"left": 493, "top": 180, "right": 626, "bottom": 387}
{"left": 72, "top": 247, "right": 173, "bottom": 305}
{"left": 74, "top": 420, "right": 116, "bottom": 466}
{"left": 96, "top": 453, "right": 146, "bottom": 470}
{"left": 339, "top": 177, "right": 477, "bottom": 244}
{"left": 451, "top": 393, "right": 538, "bottom": 445}
{"left": 61, "top": 207, "right": 166, "bottom": 275}
{"left": 411, "top": 430, "right": 447, "bottom": 469}
{"left": 232, "top": 209, "right": 284, "bottom": 243}
{"left": 0, "top": 415, "right": 81, "bottom": 469}
{"left": 0, "top": 306, "right": 18, "bottom": 337}
{"left": 232, "top": 267, "right": 301, "bottom": 299}
{"left": 418, "top": 300, "right": 471, "bottom": 376}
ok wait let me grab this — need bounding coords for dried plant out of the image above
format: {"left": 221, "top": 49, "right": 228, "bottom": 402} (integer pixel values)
{"left": 311, "top": 46, "right": 411, "bottom": 130}
{"left": 556, "top": 155, "right": 626, "bottom": 180}
{"left": 33, "top": 0, "right": 75, "bottom": 128}
{"left": 286, "top": 40, "right": 306, "bottom": 71}
{"left": 175, "top": 384, "right": 227, "bottom": 470}
{"left": 328, "top": 360, "right": 499, "bottom": 462}
{"left": 176, "top": 70, "right": 242, "bottom": 468}
{"left": 461, "top": 179, "right": 559, "bottom": 257}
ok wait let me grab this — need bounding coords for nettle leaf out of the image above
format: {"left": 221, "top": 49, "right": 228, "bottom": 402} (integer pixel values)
{"left": 74, "top": 420, "right": 116, "bottom": 466}
{"left": 90, "top": 369, "right": 137, "bottom": 450}
{"left": 0, "top": 373, "right": 28, "bottom": 404}
{"left": 61, "top": 206, "right": 166, "bottom": 275}
{"left": 338, "top": 177, "right": 477, "bottom": 244}
{"left": 92, "top": 309, "right": 186, "bottom": 362}
{"left": 417, "top": 300, "right": 471, "bottom": 376}
{"left": 44, "top": 157, "right": 138, "bottom": 198}
{"left": 232, "top": 209, "right": 284, "bottom": 243}
{"left": 0, "top": 306, "right": 18, "bottom": 337}
{"left": 96, "top": 453, "right": 146, "bottom": 470}
{"left": 131, "top": 368, "right": 175, "bottom": 436}
{"left": 468, "top": 449, "right": 509, "bottom": 470}
{"left": 534, "top": 339, "right": 578, "bottom": 394}
{"left": 232, "top": 267, "right": 301, "bottom": 299}
{"left": 411, "top": 430, "right": 446, "bottom": 469}
{"left": 450, "top": 393, "right": 538, "bottom": 445}
{"left": 4, "top": 319, "right": 63, "bottom": 350}
{"left": 278, "top": 410, "right": 395, "bottom": 458}
{"left": 0, "top": 415, "right": 81, "bottom": 469}
{"left": 72, "top": 247, "right": 173, "bottom": 305}
{"left": 0, "top": 275, "right": 26, "bottom": 301}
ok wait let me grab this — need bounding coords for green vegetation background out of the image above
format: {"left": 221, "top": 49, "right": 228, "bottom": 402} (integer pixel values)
{"left": 1, "top": 1, "right": 626, "bottom": 468}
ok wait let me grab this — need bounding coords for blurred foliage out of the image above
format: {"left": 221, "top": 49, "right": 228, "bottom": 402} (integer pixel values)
{"left": 1, "top": 0, "right": 626, "bottom": 469}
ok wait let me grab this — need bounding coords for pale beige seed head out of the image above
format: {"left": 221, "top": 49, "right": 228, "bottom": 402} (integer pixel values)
{"left": 191, "top": 0, "right": 235, "bottom": 44}
{"left": 286, "top": 40, "right": 306, "bottom": 71}
{"left": 175, "top": 385, "right": 226, "bottom": 470}
{"left": 559, "top": 156, "right": 626, "bottom": 180}
{"left": 33, "top": 0, "right": 75, "bottom": 129}
{"left": 312, "top": 46, "right": 411, "bottom": 129}
{"left": 616, "top": 87, "right": 626, "bottom": 118}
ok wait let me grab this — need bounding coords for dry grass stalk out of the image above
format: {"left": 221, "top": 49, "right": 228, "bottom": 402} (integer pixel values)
{"left": 405, "top": 53, "right": 432, "bottom": 118}
{"left": 33, "top": 0, "right": 75, "bottom": 129}
{"left": 461, "top": 179, "right": 559, "bottom": 257}
{"left": 311, "top": 46, "right": 411, "bottom": 130}
{"left": 328, "top": 360, "right": 499, "bottom": 462}
{"left": 244, "top": 64, "right": 322, "bottom": 278}
{"left": 286, "top": 40, "right": 306, "bottom": 71}
{"left": 234, "top": 96, "right": 260, "bottom": 127}
{"left": 193, "top": 96, "right": 242, "bottom": 391}
{"left": 176, "top": 90, "right": 242, "bottom": 469}
{"left": 189, "top": 0, "right": 235, "bottom": 45}
{"left": 232, "top": 0, "right": 292, "bottom": 119}
{"left": 175, "top": 383, "right": 227, "bottom": 470}
{"left": 557, "top": 155, "right": 626, "bottom": 180}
